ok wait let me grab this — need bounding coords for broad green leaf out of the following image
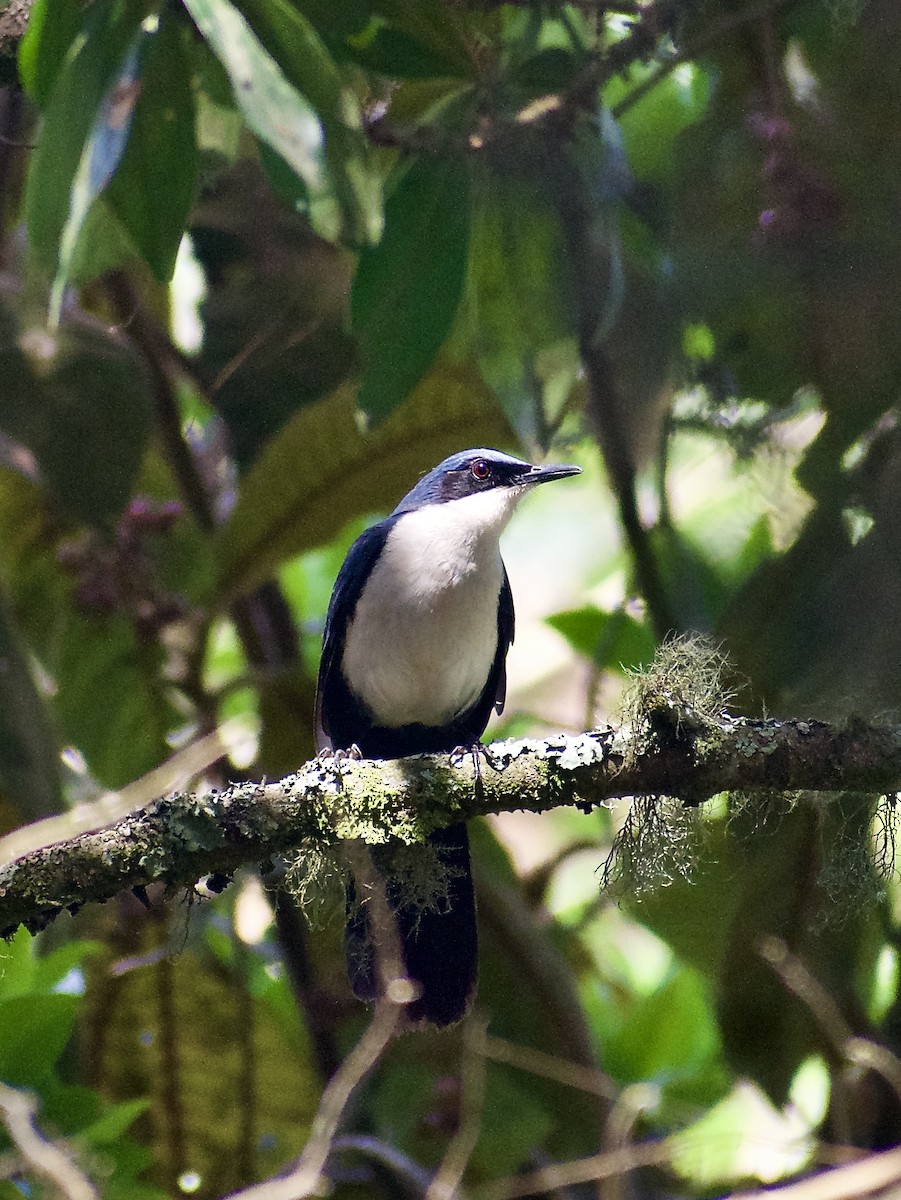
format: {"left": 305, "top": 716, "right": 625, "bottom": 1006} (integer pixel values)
{"left": 0, "top": 587, "right": 61, "bottom": 825}
{"left": 17, "top": 0, "right": 83, "bottom": 105}
{"left": 183, "top": 0, "right": 343, "bottom": 242}
{"left": 80, "top": 1097, "right": 151, "bottom": 1145}
{"left": 216, "top": 358, "right": 512, "bottom": 601}
{"left": 50, "top": 34, "right": 141, "bottom": 316}
{"left": 369, "top": 0, "right": 474, "bottom": 77}
{"left": 55, "top": 610, "right": 180, "bottom": 788}
{"left": 605, "top": 63, "right": 710, "bottom": 182}
{"left": 0, "top": 323, "right": 151, "bottom": 525}
{"left": 23, "top": 0, "right": 145, "bottom": 320}
{"left": 604, "top": 966, "right": 721, "bottom": 1085}
{"left": 0, "top": 469, "right": 67, "bottom": 661}
{"left": 32, "top": 940, "right": 103, "bottom": 998}
{"left": 547, "top": 606, "right": 655, "bottom": 673}
{"left": 106, "top": 11, "right": 198, "bottom": 282}
{"left": 63, "top": 196, "right": 145, "bottom": 288}
{"left": 83, "top": 945, "right": 317, "bottom": 1196}
{"left": 0, "top": 934, "right": 100, "bottom": 1002}
{"left": 349, "top": 27, "right": 469, "bottom": 78}
{"left": 234, "top": 0, "right": 382, "bottom": 244}
{"left": 0, "top": 994, "right": 78, "bottom": 1085}
{"left": 464, "top": 170, "right": 575, "bottom": 444}
{"left": 352, "top": 158, "right": 470, "bottom": 423}
{"left": 470, "top": 1066, "right": 555, "bottom": 1175}
{"left": 0, "top": 929, "right": 38, "bottom": 999}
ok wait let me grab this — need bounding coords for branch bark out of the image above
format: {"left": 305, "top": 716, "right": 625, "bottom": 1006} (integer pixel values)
{"left": 1, "top": 715, "right": 900, "bottom": 939}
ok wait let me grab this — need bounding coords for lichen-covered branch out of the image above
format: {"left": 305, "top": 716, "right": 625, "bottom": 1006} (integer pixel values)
{"left": 2, "top": 714, "right": 901, "bottom": 939}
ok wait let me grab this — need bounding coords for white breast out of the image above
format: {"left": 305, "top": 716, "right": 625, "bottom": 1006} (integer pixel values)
{"left": 341, "top": 489, "right": 519, "bottom": 728}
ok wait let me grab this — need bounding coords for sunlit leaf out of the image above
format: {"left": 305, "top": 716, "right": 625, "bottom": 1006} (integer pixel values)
{"left": 0, "top": 994, "right": 78, "bottom": 1085}
{"left": 606, "top": 63, "right": 710, "bottom": 181}
{"left": 23, "top": 1, "right": 144, "bottom": 321}
{"left": 183, "top": 0, "right": 344, "bottom": 242}
{"left": 547, "top": 606, "right": 655, "bottom": 673}
{"left": 233, "top": 0, "right": 382, "bottom": 245}
{"left": 604, "top": 966, "right": 721, "bottom": 1085}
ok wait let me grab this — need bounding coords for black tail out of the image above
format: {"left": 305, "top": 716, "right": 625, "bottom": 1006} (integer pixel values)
{"left": 345, "top": 823, "right": 477, "bottom": 1027}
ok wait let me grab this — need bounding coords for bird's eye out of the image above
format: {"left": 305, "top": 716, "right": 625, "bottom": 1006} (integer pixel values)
{"left": 470, "top": 459, "right": 491, "bottom": 481}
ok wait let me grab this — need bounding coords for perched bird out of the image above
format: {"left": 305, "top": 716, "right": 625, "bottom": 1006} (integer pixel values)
{"left": 315, "top": 448, "right": 581, "bottom": 1026}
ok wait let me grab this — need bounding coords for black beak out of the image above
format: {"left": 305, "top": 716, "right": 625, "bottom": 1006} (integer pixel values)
{"left": 521, "top": 462, "right": 582, "bottom": 486}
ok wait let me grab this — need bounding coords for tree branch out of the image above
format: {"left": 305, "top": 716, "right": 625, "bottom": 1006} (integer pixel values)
{"left": 1, "top": 715, "right": 901, "bottom": 939}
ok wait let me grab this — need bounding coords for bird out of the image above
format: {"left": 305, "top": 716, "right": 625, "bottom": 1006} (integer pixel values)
{"left": 315, "top": 448, "right": 581, "bottom": 1026}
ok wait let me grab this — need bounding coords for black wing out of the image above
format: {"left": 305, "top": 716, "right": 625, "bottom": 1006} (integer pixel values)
{"left": 314, "top": 516, "right": 399, "bottom": 751}
{"left": 492, "top": 564, "right": 515, "bottom": 716}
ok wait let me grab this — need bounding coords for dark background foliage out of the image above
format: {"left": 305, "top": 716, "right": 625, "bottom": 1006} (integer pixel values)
{"left": 0, "top": 0, "right": 900, "bottom": 1196}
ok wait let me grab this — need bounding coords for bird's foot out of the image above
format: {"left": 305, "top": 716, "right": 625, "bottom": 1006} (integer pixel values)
{"left": 450, "top": 742, "right": 508, "bottom": 773}
{"left": 317, "top": 743, "right": 363, "bottom": 762}
{"left": 449, "top": 742, "right": 480, "bottom": 769}
{"left": 450, "top": 742, "right": 490, "bottom": 796}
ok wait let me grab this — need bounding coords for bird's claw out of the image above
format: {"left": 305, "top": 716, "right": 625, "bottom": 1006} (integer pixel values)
{"left": 317, "top": 743, "right": 363, "bottom": 762}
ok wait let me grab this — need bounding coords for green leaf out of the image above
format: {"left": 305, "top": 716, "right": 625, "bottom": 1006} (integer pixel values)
{"left": 464, "top": 171, "right": 575, "bottom": 443}
{"left": 0, "top": 586, "right": 62, "bottom": 823}
{"left": 0, "top": 929, "right": 38, "bottom": 1000}
{"left": 233, "top": 0, "right": 382, "bottom": 244}
{"left": 605, "top": 966, "right": 721, "bottom": 1085}
{"left": 0, "top": 323, "right": 151, "bottom": 525}
{"left": 350, "top": 27, "right": 471, "bottom": 78}
{"left": 352, "top": 158, "right": 470, "bottom": 423}
{"left": 17, "top": 0, "right": 83, "bottom": 105}
{"left": 55, "top": 611, "right": 180, "bottom": 788}
{"left": 80, "top": 1098, "right": 151, "bottom": 1145}
{"left": 368, "top": 0, "right": 474, "bottom": 77}
{"left": 106, "top": 12, "right": 198, "bottom": 282}
{"left": 23, "top": 0, "right": 145, "bottom": 320}
{"left": 183, "top": 0, "right": 344, "bottom": 242}
{"left": 34, "top": 942, "right": 103, "bottom": 998}
{"left": 0, "top": 994, "right": 78, "bottom": 1085}
{"left": 216, "top": 358, "right": 512, "bottom": 600}
{"left": 547, "top": 605, "right": 655, "bottom": 673}
{"left": 0, "top": 470, "right": 67, "bottom": 664}
{"left": 605, "top": 62, "right": 710, "bottom": 182}
{"left": 470, "top": 1066, "right": 555, "bottom": 1175}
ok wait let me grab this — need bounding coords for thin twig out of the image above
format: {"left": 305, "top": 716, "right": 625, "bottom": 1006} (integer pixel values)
{"left": 598, "top": 1084, "right": 659, "bottom": 1200}
{"left": 481, "top": 1137, "right": 676, "bottom": 1200}
{"left": 0, "top": 1083, "right": 97, "bottom": 1200}
{"left": 426, "top": 1014, "right": 489, "bottom": 1200}
{"left": 730, "top": 1147, "right": 901, "bottom": 1200}
{"left": 758, "top": 936, "right": 901, "bottom": 1109}
{"left": 483, "top": 1036, "right": 618, "bottom": 1100}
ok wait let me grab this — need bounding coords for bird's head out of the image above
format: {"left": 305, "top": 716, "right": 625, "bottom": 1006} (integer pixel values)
{"left": 394, "top": 449, "right": 581, "bottom": 517}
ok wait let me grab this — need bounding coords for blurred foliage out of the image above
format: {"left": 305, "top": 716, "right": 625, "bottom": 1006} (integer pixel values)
{"left": 0, "top": 0, "right": 900, "bottom": 1196}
